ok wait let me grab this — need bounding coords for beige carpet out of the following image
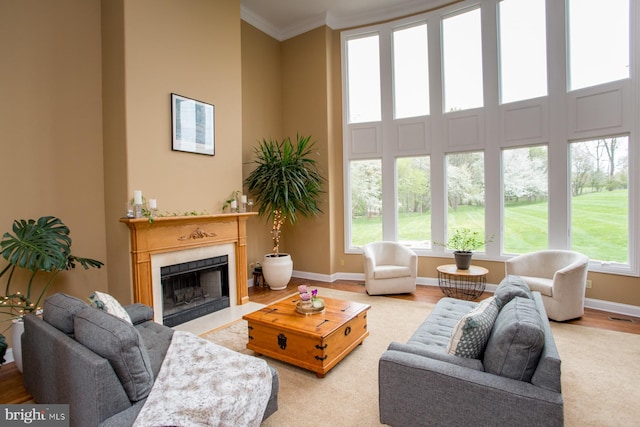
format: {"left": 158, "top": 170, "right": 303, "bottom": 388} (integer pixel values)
{"left": 201, "top": 288, "right": 640, "bottom": 426}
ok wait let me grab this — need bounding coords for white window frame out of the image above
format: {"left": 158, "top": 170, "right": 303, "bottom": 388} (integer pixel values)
{"left": 340, "top": 0, "right": 639, "bottom": 276}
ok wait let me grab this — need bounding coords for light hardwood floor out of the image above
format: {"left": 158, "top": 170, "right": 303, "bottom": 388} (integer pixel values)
{"left": 2, "top": 278, "right": 638, "bottom": 404}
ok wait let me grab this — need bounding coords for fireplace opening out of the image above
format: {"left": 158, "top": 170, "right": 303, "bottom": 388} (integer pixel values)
{"left": 161, "top": 255, "right": 229, "bottom": 327}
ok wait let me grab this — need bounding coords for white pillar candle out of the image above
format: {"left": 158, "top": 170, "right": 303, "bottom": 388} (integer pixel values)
{"left": 241, "top": 195, "right": 247, "bottom": 203}
{"left": 149, "top": 199, "right": 157, "bottom": 209}
{"left": 133, "top": 190, "right": 142, "bottom": 205}
{"left": 230, "top": 200, "right": 237, "bottom": 209}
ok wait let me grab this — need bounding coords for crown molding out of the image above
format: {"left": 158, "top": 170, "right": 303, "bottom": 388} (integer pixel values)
{"left": 242, "top": 0, "right": 456, "bottom": 41}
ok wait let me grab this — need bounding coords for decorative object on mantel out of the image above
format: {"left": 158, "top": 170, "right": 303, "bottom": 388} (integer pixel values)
{"left": 178, "top": 228, "right": 217, "bottom": 241}
{"left": 295, "top": 284, "right": 325, "bottom": 315}
{"left": 434, "top": 228, "right": 494, "bottom": 270}
{"left": 125, "top": 190, "right": 211, "bottom": 224}
{"left": 244, "top": 134, "right": 326, "bottom": 290}
{"left": 0, "top": 216, "right": 103, "bottom": 369}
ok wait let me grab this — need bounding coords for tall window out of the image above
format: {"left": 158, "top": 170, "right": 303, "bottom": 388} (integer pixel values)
{"left": 442, "top": 8, "right": 483, "bottom": 111}
{"left": 446, "top": 152, "right": 487, "bottom": 244}
{"left": 393, "top": 23, "right": 429, "bottom": 118}
{"left": 502, "top": 146, "right": 549, "bottom": 254}
{"left": 397, "top": 156, "right": 431, "bottom": 247}
{"left": 350, "top": 159, "right": 382, "bottom": 246}
{"left": 568, "top": 0, "right": 629, "bottom": 90}
{"left": 570, "top": 137, "right": 629, "bottom": 263}
{"left": 346, "top": 35, "right": 381, "bottom": 123}
{"left": 498, "top": 0, "right": 547, "bottom": 103}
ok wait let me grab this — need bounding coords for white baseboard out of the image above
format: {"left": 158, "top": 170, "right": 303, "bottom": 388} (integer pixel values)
{"left": 292, "top": 270, "right": 640, "bottom": 318}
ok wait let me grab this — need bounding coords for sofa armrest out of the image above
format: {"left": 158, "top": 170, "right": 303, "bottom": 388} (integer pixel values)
{"left": 378, "top": 349, "right": 563, "bottom": 427}
{"left": 387, "top": 342, "right": 483, "bottom": 371}
{"left": 125, "top": 303, "right": 155, "bottom": 325}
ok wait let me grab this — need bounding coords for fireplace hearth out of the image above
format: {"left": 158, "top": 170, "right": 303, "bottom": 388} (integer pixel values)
{"left": 161, "top": 255, "right": 229, "bottom": 327}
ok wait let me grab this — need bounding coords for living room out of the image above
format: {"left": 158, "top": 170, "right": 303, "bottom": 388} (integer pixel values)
{"left": 1, "top": 0, "right": 639, "bottom": 425}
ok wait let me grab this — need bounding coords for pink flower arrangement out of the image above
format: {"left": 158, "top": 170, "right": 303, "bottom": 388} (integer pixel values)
{"left": 298, "top": 285, "right": 318, "bottom": 302}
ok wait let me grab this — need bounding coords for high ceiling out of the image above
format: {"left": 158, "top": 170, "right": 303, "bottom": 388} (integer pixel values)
{"left": 241, "top": 0, "right": 451, "bottom": 41}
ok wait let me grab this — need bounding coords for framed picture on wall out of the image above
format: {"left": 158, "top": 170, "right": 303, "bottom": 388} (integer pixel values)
{"left": 171, "top": 93, "right": 215, "bottom": 156}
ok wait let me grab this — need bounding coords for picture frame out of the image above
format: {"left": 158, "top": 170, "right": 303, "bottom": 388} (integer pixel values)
{"left": 171, "top": 93, "right": 215, "bottom": 156}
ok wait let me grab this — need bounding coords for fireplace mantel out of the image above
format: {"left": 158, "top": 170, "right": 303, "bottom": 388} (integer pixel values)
{"left": 120, "top": 213, "right": 257, "bottom": 310}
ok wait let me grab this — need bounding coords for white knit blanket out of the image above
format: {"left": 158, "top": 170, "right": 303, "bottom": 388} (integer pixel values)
{"left": 133, "top": 331, "right": 272, "bottom": 427}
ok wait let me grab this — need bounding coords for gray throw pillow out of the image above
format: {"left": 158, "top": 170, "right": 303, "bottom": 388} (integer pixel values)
{"left": 43, "top": 293, "right": 88, "bottom": 336}
{"left": 74, "top": 307, "right": 154, "bottom": 402}
{"left": 494, "top": 275, "right": 533, "bottom": 309}
{"left": 483, "top": 297, "right": 545, "bottom": 382}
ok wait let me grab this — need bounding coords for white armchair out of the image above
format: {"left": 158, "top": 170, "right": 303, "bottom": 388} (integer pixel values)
{"left": 505, "top": 250, "right": 589, "bottom": 321}
{"left": 362, "top": 241, "right": 417, "bottom": 295}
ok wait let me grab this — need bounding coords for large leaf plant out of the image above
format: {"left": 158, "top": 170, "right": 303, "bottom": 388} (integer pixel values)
{"left": 0, "top": 216, "right": 103, "bottom": 364}
{"left": 244, "top": 134, "right": 326, "bottom": 256}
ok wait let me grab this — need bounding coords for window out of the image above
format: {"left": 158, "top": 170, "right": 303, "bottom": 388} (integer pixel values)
{"left": 502, "top": 146, "right": 548, "bottom": 254}
{"left": 446, "top": 152, "right": 487, "bottom": 244}
{"left": 568, "top": 0, "right": 629, "bottom": 90}
{"left": 442, "top": 8, "right": 483, "bottom": 111}
{"left": 397, "top": 156, "right": 431, "bottom": 247}
{"left": 346, "top": 35, "right": 381, "bottom": 123}
{"left": 570, "top": 137, "right": 629, "bottom": 263}
{"left": 393, "top": 23, "right": 429, "bottom": 118}
{"left": 350, "top": 159, "right": 382, "bottom": 246}
{"left": 498, "top": 0, "right": 547, "bottom": 103}
{"left": 341, "top": 1, "right": 638, "bottom": 275}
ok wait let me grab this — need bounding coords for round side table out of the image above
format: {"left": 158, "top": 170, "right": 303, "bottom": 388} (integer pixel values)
{"left": 437, "top": 264, "right": 488, "bottom": 301}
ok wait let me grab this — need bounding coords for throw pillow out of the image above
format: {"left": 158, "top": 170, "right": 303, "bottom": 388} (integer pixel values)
{"left": 446, "top": 296, "right": 500, "bottom": 359}
{"left": 494, "top": 275, "right": 533, "bottom": 309}
{"left": 483, "top": 296, "right": 545, "bottom": 382}
{"left": 88, "top": 291, "right": 132, "bottom": 324}
{"left": 74, "top": 307, "right": 154, "bottom": 402}
{"left": 42, "top": 293, "right": 88, "bottom": 336}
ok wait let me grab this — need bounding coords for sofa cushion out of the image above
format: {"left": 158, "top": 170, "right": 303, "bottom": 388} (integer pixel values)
{"left": 408, "top": 297, "right": 477, "bottom": 350}
{"left": 483, "top": 297, "right": 545, "bottom": 382}
{"left": 374, "top": 265, "right": 411, "bottom": 279}
{"left": 494, "top": 275, "right": 533, "bottom": 309}
{"left": 74, "top": 307, "right": 154, "bottom": 402}
{"left": 88, "top": 291, "right": 132, "bottom": 324}
{"left": 446, "top": 296, "right": 499, "bottom": 359}
{"left": 43, "top": 293, "right": 88, "bottom": 336}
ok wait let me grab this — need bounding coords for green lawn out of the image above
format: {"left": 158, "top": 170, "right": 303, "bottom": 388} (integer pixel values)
{"left": 352, "top": 190, "right": 628, "bottom": 262}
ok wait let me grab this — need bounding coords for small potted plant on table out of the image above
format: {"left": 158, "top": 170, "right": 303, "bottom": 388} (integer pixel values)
{"left": 435, "top": 228, "right": 494, "bottom": 270}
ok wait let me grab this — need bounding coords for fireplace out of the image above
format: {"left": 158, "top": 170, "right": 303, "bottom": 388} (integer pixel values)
{"left": 120, "top": 213, "right": 256, "bottom": 323}
{"left": 161, "top": 255, "right": 230, "bottom": 327}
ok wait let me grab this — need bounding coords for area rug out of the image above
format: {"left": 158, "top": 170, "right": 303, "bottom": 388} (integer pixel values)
{"left": 201, "top": 288, "right": 640, "bottom": 426}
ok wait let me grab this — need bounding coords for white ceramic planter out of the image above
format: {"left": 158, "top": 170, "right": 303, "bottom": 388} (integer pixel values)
{"left": 12, "top": 318, "right": 24, "bottom": 372}
{"left": 262, "top": 253, "right": 293, "bottom": 290}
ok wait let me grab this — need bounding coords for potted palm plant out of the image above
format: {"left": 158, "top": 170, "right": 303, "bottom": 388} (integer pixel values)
{"left": 0, "top": 216, "right": 103, "bottom": 369}
{"left": 435, "top": 228, "right": 494, "bottom": 270}
{"left": 244, "top": 134, "right": 325, "bottom": 290}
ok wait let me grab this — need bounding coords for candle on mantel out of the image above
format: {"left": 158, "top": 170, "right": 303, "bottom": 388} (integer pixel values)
{"left": 133, "top": 190, "right": 142, "bottom": 205}
{"left": 149, "top": 199, "right": 157, "bottom": 209}
{"left": 241, "top": 195, "right": 247, "bottom": 203}
{"left": 230, "top": 200, "right": 237, "bottom": 209}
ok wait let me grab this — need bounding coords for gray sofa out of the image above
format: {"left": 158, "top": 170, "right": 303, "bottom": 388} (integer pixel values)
{"left": 22, "top": 293, "right": 279, "bottom": 427}
{"left": 379, "top": 276, "right": 563, "bottom": 427}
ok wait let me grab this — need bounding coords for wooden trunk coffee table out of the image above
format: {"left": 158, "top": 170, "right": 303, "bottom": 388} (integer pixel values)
{"left": 242, "top": 295, "right": 370, "bottom": 378}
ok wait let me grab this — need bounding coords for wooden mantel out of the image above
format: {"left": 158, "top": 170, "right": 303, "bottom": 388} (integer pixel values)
{"left": 120, "top": 212, "right": 257, "bottom": 309}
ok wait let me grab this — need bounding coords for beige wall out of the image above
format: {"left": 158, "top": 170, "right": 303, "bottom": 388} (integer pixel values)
{"left": 0, "top": 0, "right": 109, "bottom": 348}
{"left": 241, "top": 21, "right": 283, "bottom": 271}
{"left": 103, "top": 0, "right": 244, "bottom": 303}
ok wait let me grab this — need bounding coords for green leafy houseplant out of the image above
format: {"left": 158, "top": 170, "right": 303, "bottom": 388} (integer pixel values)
{"left": 435, "top": 228, "right": 494, "bottom": 253}
{"left": 435, "top": 228, "right": 494, "bottom": 270}
{"left": 0, "top": 216, "right": 103, "bottom": 365}
{"left": 244, "top": 134, "right": 326, "bottom": 256}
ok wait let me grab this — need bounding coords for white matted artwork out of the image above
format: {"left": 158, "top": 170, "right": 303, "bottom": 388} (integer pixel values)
{"left": 171, "top": 93, "right": 215, "bottom": 156}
